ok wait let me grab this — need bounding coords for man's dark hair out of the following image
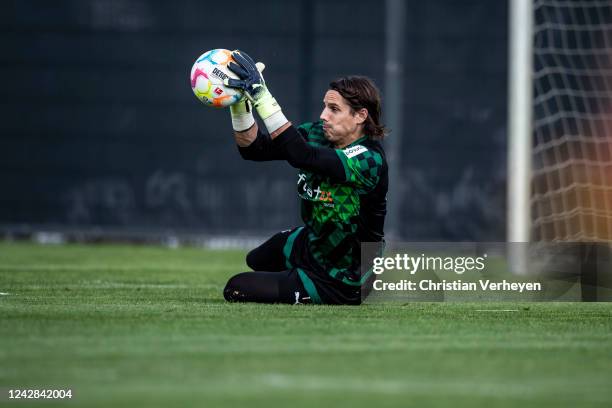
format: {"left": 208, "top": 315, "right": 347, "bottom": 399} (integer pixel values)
{"left": 329, "top": 76, "right": 388, "bottom": 140}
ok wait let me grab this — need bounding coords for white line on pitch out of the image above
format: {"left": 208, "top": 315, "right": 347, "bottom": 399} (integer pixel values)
{"left": 475, "top": 309, "right": 519, "bottom": 312}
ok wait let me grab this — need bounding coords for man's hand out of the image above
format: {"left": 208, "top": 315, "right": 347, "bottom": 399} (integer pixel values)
{"left": 224, "top": 50, "right": 288, "bottom": 134}
{"left": 225, "top": 51, "right": 267, "bottom": 103}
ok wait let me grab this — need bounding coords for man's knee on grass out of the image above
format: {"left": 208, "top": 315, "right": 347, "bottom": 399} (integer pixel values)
{"left": 223, "top": 273, "right": 248, "bottom": 302}
{"left": 223, "top": 271, "right": 282, "bottom": 303}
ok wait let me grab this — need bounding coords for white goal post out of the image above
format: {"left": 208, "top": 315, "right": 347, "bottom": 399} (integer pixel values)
{"left": 508, "top": 0, "right": 534, "bottom": 273}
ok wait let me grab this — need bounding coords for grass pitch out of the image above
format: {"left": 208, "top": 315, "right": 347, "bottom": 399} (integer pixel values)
{"left": 1, "top": 242, "right": 611, "bottom": 408}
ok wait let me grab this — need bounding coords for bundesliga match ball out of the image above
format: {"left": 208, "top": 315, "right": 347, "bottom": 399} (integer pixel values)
{"left": 190, "top": 49, "right": 244, "bottom": 108}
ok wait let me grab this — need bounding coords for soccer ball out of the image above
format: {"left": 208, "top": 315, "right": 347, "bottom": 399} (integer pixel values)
{"left": 190, "top": 49, "right": 244, "bottom": 108}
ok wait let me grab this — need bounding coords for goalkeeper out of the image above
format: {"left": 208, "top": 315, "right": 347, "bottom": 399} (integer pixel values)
{"left": 222, "top": 50, "right": 388, "bottom": 305}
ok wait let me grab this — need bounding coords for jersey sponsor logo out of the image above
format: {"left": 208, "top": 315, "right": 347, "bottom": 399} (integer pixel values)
{"left": 342, "top": 145, "right": 368, "bottom": 159}
{"left": 297, "top": 173, "right": 334, "bottom": 207}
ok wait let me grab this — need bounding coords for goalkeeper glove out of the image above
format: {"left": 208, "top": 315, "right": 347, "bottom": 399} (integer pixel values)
{"left": 225, "top": 50, "right": 288, "bottom": 133}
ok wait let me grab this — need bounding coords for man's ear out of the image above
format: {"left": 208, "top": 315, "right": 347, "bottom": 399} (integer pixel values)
{"left": 354, "top": 108, "right": 368, "bottom": 125}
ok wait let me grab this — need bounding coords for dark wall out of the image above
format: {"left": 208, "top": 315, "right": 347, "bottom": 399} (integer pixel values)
{"left": 399, "top": 1, "right": 508, "bottom": 240}
{"left": 0, "top": 0, "right": 507, "bottom": 240}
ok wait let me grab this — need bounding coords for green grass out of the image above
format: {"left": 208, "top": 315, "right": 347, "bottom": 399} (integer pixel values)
{"left": 1, "top": 242, "right": 611, "bottom": 408}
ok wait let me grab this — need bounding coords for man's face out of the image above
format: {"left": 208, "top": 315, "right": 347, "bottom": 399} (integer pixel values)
{"left": 319, "top": 90, "right": 365, "bottom": 147}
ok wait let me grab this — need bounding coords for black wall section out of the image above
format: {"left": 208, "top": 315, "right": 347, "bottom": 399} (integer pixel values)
{"left": 0, "top": 0, "right": 507, "bottom": 240}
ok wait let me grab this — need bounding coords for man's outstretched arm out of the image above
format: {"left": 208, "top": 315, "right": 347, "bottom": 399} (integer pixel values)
{"left": 225, "top": 50, "right": 343, "bottom": 177}
{"left": 225, "top": 55, "right": 289, "bottom": 161}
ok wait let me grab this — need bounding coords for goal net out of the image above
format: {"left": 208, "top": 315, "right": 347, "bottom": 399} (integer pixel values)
{"left": 531, "top": 0, "right": 612, "bottom": 242}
